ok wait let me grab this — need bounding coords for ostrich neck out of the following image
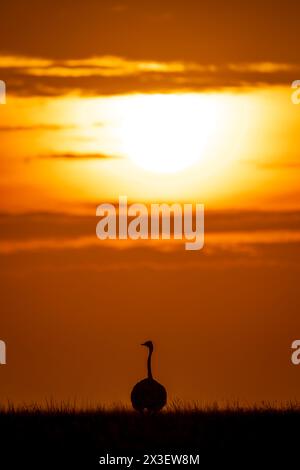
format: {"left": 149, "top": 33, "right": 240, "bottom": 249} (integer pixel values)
{"left": 147, "top": 349, "right": 153, "bottom": 379}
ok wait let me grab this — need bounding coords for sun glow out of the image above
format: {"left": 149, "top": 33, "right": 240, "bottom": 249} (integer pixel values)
{"left": 118, "top": 94, "right": 222, "bottom": 173}
{"left": 5, "top": 89, "right": 296, "bottom": 211}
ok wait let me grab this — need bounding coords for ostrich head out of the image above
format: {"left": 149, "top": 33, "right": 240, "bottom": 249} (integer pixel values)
{"left": 141, "top": 340, "right": 153, "bottom": 351}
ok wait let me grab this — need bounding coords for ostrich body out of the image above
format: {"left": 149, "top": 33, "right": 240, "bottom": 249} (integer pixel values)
{"left": 131, "top": 341, "right": 167, "bottom": 412}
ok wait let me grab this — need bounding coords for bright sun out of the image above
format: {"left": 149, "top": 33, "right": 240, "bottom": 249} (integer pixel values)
{"left": 118, "top": 94, "right": 220, "bottom": 173}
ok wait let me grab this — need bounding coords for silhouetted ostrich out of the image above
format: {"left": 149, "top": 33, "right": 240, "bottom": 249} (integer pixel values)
{"left": 131, "top": 341, "right": 167, "bottom": 412}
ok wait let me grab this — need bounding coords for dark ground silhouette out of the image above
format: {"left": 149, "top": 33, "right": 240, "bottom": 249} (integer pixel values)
{"left": 0, "top": 405, "right": 299, "bottom": 467}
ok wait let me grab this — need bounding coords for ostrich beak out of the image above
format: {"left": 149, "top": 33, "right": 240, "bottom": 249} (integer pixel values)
{"left": 141, "top": 342, "right": 146, "bottom": 346}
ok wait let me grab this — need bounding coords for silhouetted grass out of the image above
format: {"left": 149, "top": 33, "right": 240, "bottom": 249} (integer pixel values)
{"left": 0, "top": 401, "right": 299, "bottom": 467}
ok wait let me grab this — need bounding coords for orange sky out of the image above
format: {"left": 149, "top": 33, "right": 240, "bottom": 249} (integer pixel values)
{"left": 0, "top": 0, "right": 300, "bottom": 406}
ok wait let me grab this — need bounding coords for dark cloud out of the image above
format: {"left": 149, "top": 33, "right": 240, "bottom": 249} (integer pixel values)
{"left": 2, "top": 64, "right": 300, "bottom": 97}
{"left": 0, "top": 124, "right": 76, "bottom": 132}
{"left": 39, "top": 152, "right": 121, "bottom": 160}
{"left": 1, "top": 210, "right": 300, "bottom": 242}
